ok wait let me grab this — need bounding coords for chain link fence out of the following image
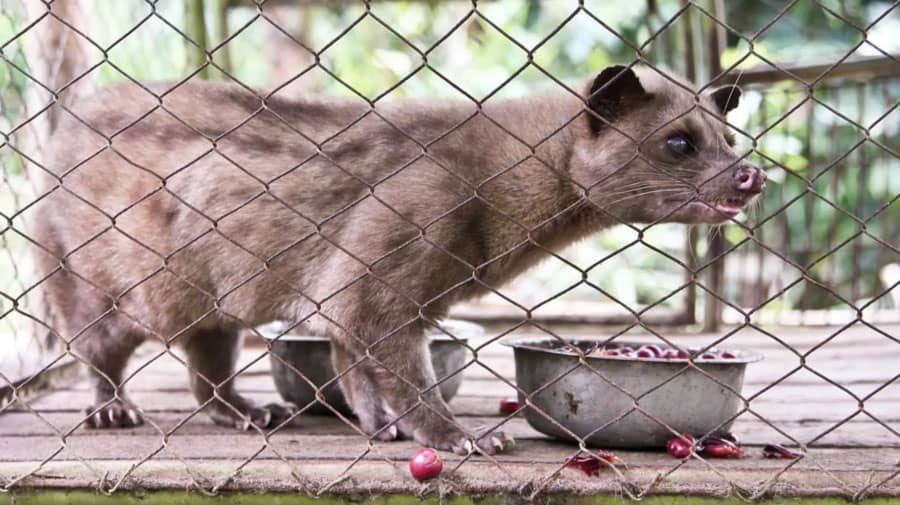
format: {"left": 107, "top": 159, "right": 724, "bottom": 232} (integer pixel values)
{"left": 717, "top": 71, "right": 899, "bottom": 326}
{"left": 0, "top": 0, "right": 898, "bottom": 500}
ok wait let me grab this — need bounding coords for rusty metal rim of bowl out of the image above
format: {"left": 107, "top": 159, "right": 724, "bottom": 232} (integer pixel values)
{"left": 257, "top": 319, "right": 484, "bottom": 343}
{"left": 501, "top": 337, "right": 764, "bottom": 364}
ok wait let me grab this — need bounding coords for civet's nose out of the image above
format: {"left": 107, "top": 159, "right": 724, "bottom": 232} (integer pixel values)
{"left": 734, "top": 164, "right": 766, "bottom": 194}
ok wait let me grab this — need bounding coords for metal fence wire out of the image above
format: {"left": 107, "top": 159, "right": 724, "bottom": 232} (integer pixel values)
{"left": 0, "top": 0, "right": 898, "bottom": 500}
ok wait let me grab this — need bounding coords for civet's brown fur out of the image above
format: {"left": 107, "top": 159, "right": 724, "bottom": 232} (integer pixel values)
{"left": 33, "top": 65, "right": 760, "bottom": 454}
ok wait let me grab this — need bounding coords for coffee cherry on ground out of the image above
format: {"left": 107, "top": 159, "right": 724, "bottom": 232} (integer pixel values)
{"left": 704, "top": 435, "right": 739, "bottom": 447}
{"left": 564, "top": 451, "right": 622, "bottom": 476}
{"left": 666, "top": 435, "right": 694, "bottom": 458}
{"left": 720, "top": 432, "right": 740, "bottom": 446}
{"left": 409, "top": 447, "right": 443, "bottom": 481}
{"left": 498, "top": 397, "right": 520, "bottom": 415}
{"left": 565, "top": 455, "right": 601, "bottom": 476}
{"left": 762, "top": 444, "right": 801, "bottom": 459}
{"left": 701, "top": 440, "right": 744, "bottom": 458}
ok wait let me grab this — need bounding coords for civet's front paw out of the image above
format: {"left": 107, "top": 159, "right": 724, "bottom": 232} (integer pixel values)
{"left": 208, "top": 398, "right": 297, "bottom": 431}
{"left": 416, "top": 426, "right": 514, "bottom": 455}
{"left": 83, "top": 399, "right": 143, "bottom": 429}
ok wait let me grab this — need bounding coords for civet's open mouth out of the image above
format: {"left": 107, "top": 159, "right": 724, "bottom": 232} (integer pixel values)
{"left": 711, "top": 197, "right": 748, "bottom": 217}
{"left": 672, "top": 195, "right": 753, "bottom": 223}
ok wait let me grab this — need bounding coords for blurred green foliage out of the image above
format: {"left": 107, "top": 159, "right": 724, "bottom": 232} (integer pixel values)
{"left": 732, "top": 79, "right": 900, "bottom": 311}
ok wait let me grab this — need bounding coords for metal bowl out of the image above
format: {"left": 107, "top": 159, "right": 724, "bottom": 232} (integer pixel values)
{"left": 503, "top": 338, "right": 763, "bottom": 448}
{"left": 260, "top": 319, "right": 482, "bottom": 416}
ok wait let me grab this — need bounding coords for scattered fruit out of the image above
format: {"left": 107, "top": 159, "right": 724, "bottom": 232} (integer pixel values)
{"left": 702, "top": 442, "right": 745, "bottom": 458}
{"left": 409, "top": 447, "right": 443, "bottom": 481}
{"left": 666, "top": 433, "right": 745, "bottom": 459}
{"left": 703, "top": 435, "right": 736, "bottom": 447}
{"left": 700, "top": 435, "right": 744, "bottom": 458}
{"left": 564, "top": 451, "right": 622, "bottom": 476}
{"left": 762, "top": 444, "right": 801, "bottom": 459}
{"left": 662, "top": 349, "right": 689, "bottom": 359}
{"left": 720, "top": 432, "right": 740, "bottom": 446}
{"left": 564, "top": 455, "right": 602, "bottom": 476}
{"left": 570, "top": 343, "right": 739, "bottom": 362}
{"left": 666, "top": 433, "right": 696, "bottom": 458}
{"left": 499, "top": 397, "right": 520, "bottom": 415}
{"left": 638, "top": 344, "right": 662, "bottom": 357}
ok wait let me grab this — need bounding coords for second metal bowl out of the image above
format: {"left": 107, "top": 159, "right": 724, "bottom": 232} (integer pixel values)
{"left": 261, "top": 320, "right": 482, "bottom": 416}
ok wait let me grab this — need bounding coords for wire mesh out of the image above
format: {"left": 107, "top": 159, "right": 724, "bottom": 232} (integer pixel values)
{"left": 0, "top": 0, "right": 898, "bottom": 500}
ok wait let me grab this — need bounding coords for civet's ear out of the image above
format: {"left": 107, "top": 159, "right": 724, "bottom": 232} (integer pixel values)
{"left": 587, "top": 65, "right": 648, "bottom": 134}
{"left": 710, "top": 85, "right": 742, "bottom": 114}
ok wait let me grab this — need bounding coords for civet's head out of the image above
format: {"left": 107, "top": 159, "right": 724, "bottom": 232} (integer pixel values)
{"left": 570, "top": 65, "right": 765, "bottom": 224}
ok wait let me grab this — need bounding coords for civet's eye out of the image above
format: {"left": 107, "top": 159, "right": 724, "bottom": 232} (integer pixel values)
{"left": 665, "top": 133, "right": 694, "bottom": 155}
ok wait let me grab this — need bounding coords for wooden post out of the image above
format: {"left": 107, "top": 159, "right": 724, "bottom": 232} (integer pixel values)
{"left": 680, "top": 0, "right": 699, "bottom": 326}
{"left": 702, "top": 0, "right": 727, "bottom": 332}
{"left": 264, "top": 4, "right": 316, "bottom": 92}
{"left": 213, "top": 0, "right": 233, "bottom": 76}
{"left": 184, "top": 0, "right": 210, "bottom": 79}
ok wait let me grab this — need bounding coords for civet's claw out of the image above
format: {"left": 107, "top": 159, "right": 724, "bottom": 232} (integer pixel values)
{"left": 127, "top": 409, "right": 143, "bottom": 427}
{"left": 107, "top": 408, "right": 120, "bottom": 426}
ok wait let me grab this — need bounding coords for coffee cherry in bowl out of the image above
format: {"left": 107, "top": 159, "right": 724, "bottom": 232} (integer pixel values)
{"left": 589, "top": 343, "right": 741, "bottom": 362}
{"left": 503, "top": 338, "right": 762, "bottom": 448}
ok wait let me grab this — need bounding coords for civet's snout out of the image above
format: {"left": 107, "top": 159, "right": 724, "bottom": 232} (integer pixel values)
{"left": 733, "top": 163, "right": 766, "bottom": 194}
